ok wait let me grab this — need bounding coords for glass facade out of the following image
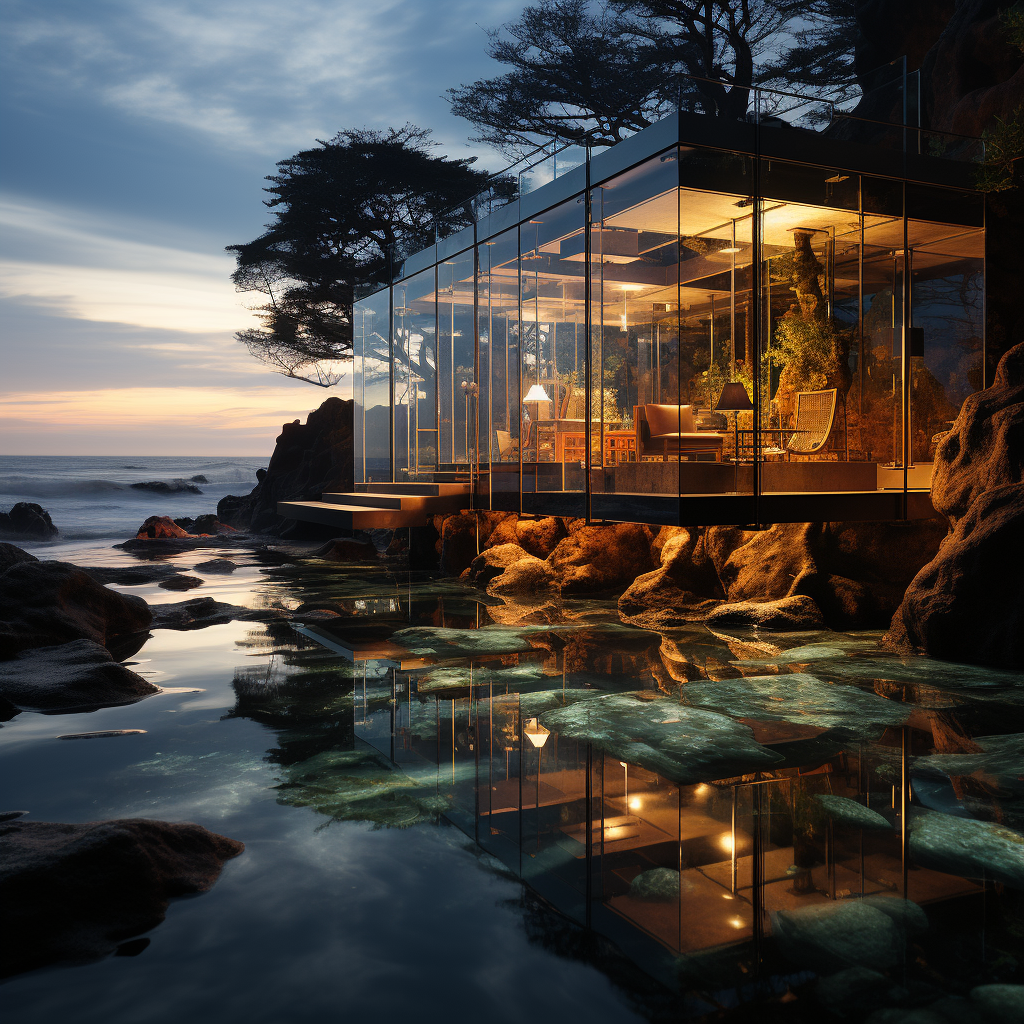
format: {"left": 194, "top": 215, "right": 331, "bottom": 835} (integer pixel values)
{"left": 352, "top": 115, "right": 985, "bottom": 525}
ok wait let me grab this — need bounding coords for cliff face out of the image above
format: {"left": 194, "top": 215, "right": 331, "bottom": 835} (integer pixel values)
{"left": 887, "top": 342, "right": 1024, "bottom": 666}
{"left": 218, "top": 397, "right": 353, "bottom": 536}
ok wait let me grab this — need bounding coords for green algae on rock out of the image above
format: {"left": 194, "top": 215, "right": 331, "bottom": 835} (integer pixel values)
{"left": 628, "top": 867, "right": 693, "bottom": 902}
{"left": 677, "top": 673, "right": 908, "bottom": 733}
{"left": 275, "top": 747, "right": 450, "bottom": 829}
{"left": 772, "top": 900, "right": 906, "bottom": 973}
{"left": 538, "top": 692, "right": 781, "bottom": 783}
{"left": 815, "top": 794, "right": 893, "bottom": 831}
{"left": 909, "top": 810, "right": 1024, "bottom": 888}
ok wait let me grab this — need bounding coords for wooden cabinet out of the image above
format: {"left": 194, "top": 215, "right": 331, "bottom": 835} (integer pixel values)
{"left": 604, "top": 431, "right": 636, "bottom": 465}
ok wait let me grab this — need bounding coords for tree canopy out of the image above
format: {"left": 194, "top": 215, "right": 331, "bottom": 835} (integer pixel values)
{"left": 227, "top": 126, "right": 506, "bottom": 387}
{"left": 448, "top": 0, "right": 861, "bottom": 155}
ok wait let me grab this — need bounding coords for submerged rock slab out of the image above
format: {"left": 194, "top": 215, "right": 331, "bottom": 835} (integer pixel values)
{"left": 628, "top": 867, "right": 692, "bottom": 901}
{"left": 275, "top": 747, "right": 450, "bottom": 828}
{"left": 815, "top": 795, "right": 893, "bottom": 832}
{"left": 970, "top": 985, "right": 1024, "bottom": 1022}
{"left": 678, "top": 673, "right": 908, "bottom": 733}
{"left": 917, "top": 733, "right": 1024, "bottom": 794}
{"left": 909, "top": 809, "right": 1024, "bottom": 888}
{"left": 0, "top": 817, "right": 243, "bottom": 978}
{"left": 0, "top": 640, "right": 158, "bottom": 713}
{"left": 772, "top": 900, "right": 905, "bottom": 973}
{"left": 391, "top": 625, "right": 536, "bottom": 657}
{"left": 538, "top": 692, "right": 781, "bottom": 783}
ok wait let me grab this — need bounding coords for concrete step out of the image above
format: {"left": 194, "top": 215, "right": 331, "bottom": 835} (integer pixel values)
{"left": 354, "top": 482, "right": 470, "bottom": 496}
{"left": 277, "top": 501, "right": 422, "bottom": 530}
{"left": 321, "top": 490, "right": 470, "bottom": 514}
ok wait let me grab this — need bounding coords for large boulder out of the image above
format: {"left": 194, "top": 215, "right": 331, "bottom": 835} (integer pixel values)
{"left": 0, "top": 502, "right": 58, "bottom": 541}
{"left": 620, "top": 520, "right": 943, "bottom": 631}
{"left": 135, "top": 516, "right": 192, "bottom": 539}
{"left": 619, "top": 528, "right": 724, "bottom": 627}
{"left": 888, "top": 344, "right": 1024, "bottom": 666}
{"left": 0, "top": 817, "right": 243, "bottom": 978}
{"left": 0, "top": 555, "right": 152, "bottom": 659}
{"left": 217, "top": 397, "right": 353, "bottom": 536}
{"left": 706, "top": 595, "right": 825, "bottom": 631}
{"left": 0, "top": 640, "right": 158, "bottom": 712}
{"left": 547, "top": 522, "right": 655, "bottom": 595}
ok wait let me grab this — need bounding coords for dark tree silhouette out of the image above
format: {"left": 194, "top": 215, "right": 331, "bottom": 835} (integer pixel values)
{"left": 228, "top": 126, "right": 509, "bottom": 387}
{"left": 448, "top": 0, "right": 856, "bottom": 155}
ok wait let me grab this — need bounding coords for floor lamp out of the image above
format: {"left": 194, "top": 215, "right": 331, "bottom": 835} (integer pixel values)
{"left": 716, "top": 381, "right": 754, "bottom": 462}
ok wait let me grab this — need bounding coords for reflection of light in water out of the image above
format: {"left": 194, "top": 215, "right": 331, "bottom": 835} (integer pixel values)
{"left": 629, "top": 797, "right": 642, "bottom": 811}
{"left": 729, "top": 916, "right": 745, "bottom": 929}
{"left": 719, "top": 832, "right": 734, "bottom": 853}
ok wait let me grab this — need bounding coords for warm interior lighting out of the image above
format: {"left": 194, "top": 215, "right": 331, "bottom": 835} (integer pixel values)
{"left": 719, "top": 832, "right": 735, "bottom": 853}
{"left": 523, "top": 718, "right": 550, "bottom": 748}
{"left": 694, "top": 784, "right": 710, "bottom": 798}
{"left": 728, "top": 916, "right": 745, "bottom": 929}
{"left": 524, "top": 384, "right": 551, "bottom": 403}
{"left": 720, "top": 246, "right": 742, "bottom": 254}
{"left": 619, "top": 283, "right": 646, "bottom": 291}
{"left": 628, "top": 797, "right": 642, "bottom": 811}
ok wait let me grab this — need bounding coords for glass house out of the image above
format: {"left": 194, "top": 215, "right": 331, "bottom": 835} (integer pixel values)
{"left": 353, "top": 108, "right": 985, "bottom": 527}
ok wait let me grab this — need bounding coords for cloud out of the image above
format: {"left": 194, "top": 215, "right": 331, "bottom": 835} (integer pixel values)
{"left": 0, "top": 385, "right": 320, "bottom": 455}
{"left": 2, "top": 0, "right": 523, "bottom": 158}
{"left": 0, "top": 197, "right": 257, "bottom": 333}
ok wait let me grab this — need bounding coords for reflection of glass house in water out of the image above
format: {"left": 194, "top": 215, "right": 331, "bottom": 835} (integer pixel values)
{"left": 292, "top": 615, "right": 993, "bottom": 999}
{"left": 283, "top": 96, "right": 986, "bottom": 530}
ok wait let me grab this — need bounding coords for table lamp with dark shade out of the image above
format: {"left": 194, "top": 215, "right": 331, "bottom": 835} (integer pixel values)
{"left": 715, "top": 381, "right": 754, "bottom": 462}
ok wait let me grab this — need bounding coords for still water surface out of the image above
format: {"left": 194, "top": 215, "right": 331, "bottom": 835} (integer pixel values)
{"left": 3, "top": 537, "right": 1023, "bottom": 1022}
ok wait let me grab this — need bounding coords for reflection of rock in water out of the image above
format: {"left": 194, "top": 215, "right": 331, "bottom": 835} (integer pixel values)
{"left": 274, "top": 747, "right": 450, "bottom": 829}
{"left": 229, "top": 660, "right": 447, "bottom": 829}
{"left": 0, "top": 817, "right": 243, "bottom": 978}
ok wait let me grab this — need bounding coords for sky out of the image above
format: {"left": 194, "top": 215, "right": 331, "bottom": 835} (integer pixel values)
{"left": 0, "top": 0, "right": 525, "bottom": 455}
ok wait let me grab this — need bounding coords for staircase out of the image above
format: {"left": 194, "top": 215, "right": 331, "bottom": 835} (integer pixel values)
{"left": 278, "top": 481, "right": 471, "bottom": 530}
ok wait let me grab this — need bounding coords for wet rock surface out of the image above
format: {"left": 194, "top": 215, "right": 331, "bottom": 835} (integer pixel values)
{"left": 192, "top": 558, "right": 238, "bottom": 575}
{"left": 889, "top": 343, "right": 1024, "bottom": 667}
{"left": 0, "top": 502, "right": 58, "bottom": 540}
{"left": 538, "top": 692, "right": 781, "bottom": 783}
{"left": 814, "top": 794, "right": 893, "bottom": 831}
{"left": 313, "top": 537, "right": 379, "bottom": 562}
{"left": 678, "top": 673, "right": 907, "bottom": 734}
{"left": 772, "top": 900, "right": 906, "bottom": 973}
{"left": 0, "top": 640, "right": 159, "bottom": 713}
{"left": 628, "top": 867, "right": 691, "bottom": 902}
{"left": 150, "top": 597, "right": 285, "bottom": 631}
{"left": 157, "top": 574, "right": 204, "bottom": 592}
{"left": 0, "top": 555, "right": 152, "bottom": 659}
{"left": 706, "top": 595, "right": 825, "bottom": 631}
{"left": 908, "top": 809, "right": 1024, "bottom": 889}
{"left": 217, "top": 397, "right": 352, "bottom": 536}
{"left": 0, "top": 817, "right": 243, "bottom": 978}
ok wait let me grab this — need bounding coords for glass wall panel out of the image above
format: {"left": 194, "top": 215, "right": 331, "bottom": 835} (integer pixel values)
{"left": 520, "top": 198, "right": 587, "bottom": 494}
{"left": 352, "top": 288, "right": 391, "bottom": 484}
{"left": 392, "top": 269, "right": 437, "bottom": 480}
{"left": 437, "top": 249, "right": 477, "bottom": 468}
{"left": 591, "top": 149, "right": 754, "bottom": 501}
{"left": 478, "top": 229, "right": 520, "bottom": 506}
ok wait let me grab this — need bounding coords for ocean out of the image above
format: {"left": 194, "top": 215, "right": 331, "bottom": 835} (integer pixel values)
{"left": 0, "top": 455, "right": 268, "bottom": 549}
